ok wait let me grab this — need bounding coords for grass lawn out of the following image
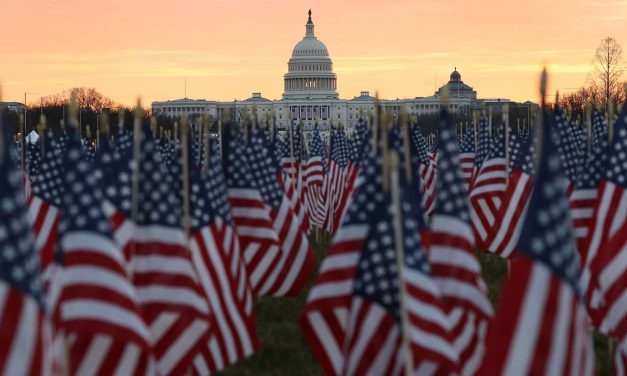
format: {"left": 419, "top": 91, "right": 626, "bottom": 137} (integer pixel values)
{"left": 219, "top": 233, "right": 616, "bottom": 375}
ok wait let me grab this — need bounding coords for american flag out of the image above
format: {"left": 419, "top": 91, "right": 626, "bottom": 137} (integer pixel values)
{"left": 591, "top": 110, "right": 608, "bottom": 151}
{"left": 342, "top": 156, "right": 460, "bottom": 375}
{"left": 188, "top": 141, "right": 260, "bottom": 374}
{"left": 581, "top": 106, "right": 627, "bottom": 343}
{"left": 305, "top": 126, "right": 330, "bottom": 229}
{"left": 246, "top": 130, "right": 314, "bottom": 296}
{"left": 554, "top": 111, "right": 584, "bottom": 195}
{"left": 569, "top": 129, "right": 608, "bottom": 252}
{"left": 280, "top": 125, "right": 311, "bottom": 232}
{"left": 485, "top": 126, "right": 536, "bottom": 258}
{"left": 103, "top": 126, "right": 212, "bottom": 376}
{"left": 459, "top": 126, "right": 475, "bottom": 192}
{"left": 0, "top": 136, "right": 46, "bottom": 376}
{"left": 430, "top": 109, "right": 494, "bottom": 375}
{"left": 301, "top": 151, "right": 380, "bottom": 376}
{"left": 52, "top": 133, "right": 153, "bottom": 375}
{"left": 479, "top": 114, "right": 595, "bottom": 375}
{"left": 469, "top": 128, "right": 507, "bottom": 249}
{"left": 410, "top": 124, "right": 438, "bottom": 215}
{"left": 329, "top": 129, "right": 355, "bottom": 233}
{"left": 28, "top": 139, "right": 63, "bottom": 284}
{"left": 24, "top": 141, "right": 41, "bottom": 200}
{"left": 222, "top": 126, "right": 282, "bottom": 296}
{"left": 472, "top": 116, "right": 491, "bottom": 178}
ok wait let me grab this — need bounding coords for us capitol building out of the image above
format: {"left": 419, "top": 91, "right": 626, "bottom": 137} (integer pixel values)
{"left": 152, "top": 10, "right": 523, "bottom": 131}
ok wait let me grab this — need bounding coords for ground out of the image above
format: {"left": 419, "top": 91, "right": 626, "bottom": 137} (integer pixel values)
{"left": 219, "top": 233, "right": 616, "bottom": 375}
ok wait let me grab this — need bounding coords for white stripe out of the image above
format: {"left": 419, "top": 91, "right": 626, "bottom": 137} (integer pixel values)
{"left": 599, "top": 243, "right": 627, "bottom": 293}
{"left": 571, "top": 208, "right": 594, "bottom": 219}
{"left": 150, "top": 312, "right": 178, "bottom": 345}
{"left": 275, "top": 219, "right": 309, "bottom": 296}
{"left": 308, "top": 280, "right": 354, "bottom": 302}
{"left": 604, "top": 288, "right": 627, "bottom": 333}
{"left": 208, "top": 335, "right": 224, "bottom": 371}
{"left": 196, "top": 230, "right": 254, "bottom": 357}
{"left": 609, "top": 193, "right": 627, "bottom": 238}
{"left": 369, "top": 325, "right": 401, "bottom": 375}
{"left": 462, "top": 318, "right": 488, "bottom": 376}
{"left": 405, "top": 294, "right": 451, "bottom": 331}
{"left": 431, "top": 215, "right": 474, "bottom": 245}
{"left": 305, "top": 311, "right": 344, "bottom": 375}
{"left": 471, "top": 183, "right": 507, "bottom": 197}
{"left": 333, "top": 224, "right": 369, "bottom": 243}
{"left": 237, "top": 226, "right": 278, "bottom": 239}
{"left": 546, "top": 284, "right": 573, "bottom": 375}
{"left": 345, "top": 302, "right": 384, "bottom": 376}
{"left": 430, "top": 245, "right": 481, "bottom": 273}
{"left": 61, "top": 232, "right": 124, "bottom": 263}
{"left": 158, "top": 319, "right": 209, "bottom": 375}
{"left": 503, "top": 263, "right": 550, "bottom": 376}
{"left": 62, "top": 265, "right": 136, "bottom": 302}
{"left": 137, "top": 286, "right": 209, "bottom": 314}
{"left": 245, "top": 243, "right": 279, "bottom": 289}
{"left": 488, "top": 174, "right": 530, "bottom": 252}
{"left": 435, "top": 278, "right": 494, "bottom": 316}
{"left": 409, "top": 325, "right": 458, "bottom": 362}
{"left": 26, "top": 195, "right": 43, "bottom": 224}
{"left": 34, "top": 209, "right": 59, "bottom": 252}
{"left": 232, "top": 207, "right": 268, "bottom": 219}
{"left": 62, "top": 299, "right": 151, "bottom": 341}
{"left": 4, "top": 291, "right": 38, "bottom": 376}
{"left": 133, "top": 255, "right": 198, "bottom": 280}
{"left": 133, "top": 225, "right": 187, "bottom": 246}
{"left": 114, "top": 342, "right": 142, "bottom": 376}
{"left": 228, "top": 188, "right": 263, "bottom": 201}
{"left": 319, "top": 253, "right": 360, "bottom": 273}
{"left": 404, "top": 268, "right": 439, "bottom": 296}
{"left": 75, "top": 334, "right": 112, "bottom": 376}
{"left": 570, "top": 189, "right": 597, "bottom": 201}
{"left": 478, "top": 198, "right": 495, "bottom": 229}
{"left": 193, "top": 352, "right": 210, "bottom": 376}
{"left": 474, "top": 170, "right": 507, "bottom": 182}
{"left": 581, "top": 184, "right": 614, "bottom": 292}
{"left": 470, "top": 205, "right": 487, "bottom": 240}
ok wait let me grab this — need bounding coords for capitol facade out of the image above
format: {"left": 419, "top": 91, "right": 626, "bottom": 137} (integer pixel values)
{"left": 152, "top": 10, "right": 519, "bottom": 131}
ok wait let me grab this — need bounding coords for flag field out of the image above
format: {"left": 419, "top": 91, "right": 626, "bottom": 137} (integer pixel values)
{"left": 220, "top": 235, "right": 616, "bottom": 376}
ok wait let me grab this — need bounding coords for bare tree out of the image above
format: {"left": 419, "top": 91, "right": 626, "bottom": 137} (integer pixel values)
{"left": 39, "top": 87, "right": 120, "bottom": 112}
{"left": 589, "top": 37, "right": 625, "bottom": 110}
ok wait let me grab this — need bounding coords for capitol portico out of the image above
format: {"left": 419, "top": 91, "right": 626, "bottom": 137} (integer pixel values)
{"left": 152, "top": 10, "right": 520, "bottom": 131}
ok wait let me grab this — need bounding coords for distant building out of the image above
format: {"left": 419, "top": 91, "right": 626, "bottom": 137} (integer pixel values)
{"left": 1, "top": 102, "right": 26, "bottom": 113}
{"left": 152, "top": 10, "right": 536, "bottom": 133}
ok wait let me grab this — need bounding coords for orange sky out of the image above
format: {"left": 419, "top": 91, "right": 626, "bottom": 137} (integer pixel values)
{"left": 1, "top": 0, "right": 626, "bottom": 106}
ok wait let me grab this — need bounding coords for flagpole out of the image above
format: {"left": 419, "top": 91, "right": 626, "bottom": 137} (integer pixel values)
{"left": 488, "top": 107, "right": 493, "bottom": 137}
{"left": 585, "top": 105, "right": 592, "bottom": 154}
{"left": 608, "top": 101, "right": 614, "bottom": 144}
{"left": 400, "top": 107, "right": 412, "bottom": 182}
{"left": 38, "top": 114, "right": 46, "bottom": 158}
{"left": 371, "top": 93, "right": 380, "bottom": 156}
{"left": 389, "top": 150, "right": 414, "bottom": 375}
{"left": 203, "top": 115, "right": 211, "bottom": 172}
{"left": 503, "top": 104, "right": 510, "bottom": 186}
{"left": 0, "top": 86, "right": 4, "bottom": 165}
{"left": 473, "top": 110, "right": 478, "bottom": 153}
{"left": 131, "top": 100, "right": 143, "bottom": 269}
{"left": 288, "top": 116, "right": 297, "bottom": 195}
{"left": 180, "top": 116, "right": 191, "bottom": 238}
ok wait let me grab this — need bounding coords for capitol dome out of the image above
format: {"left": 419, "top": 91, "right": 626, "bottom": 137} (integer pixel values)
{"left": 283, "top": 10, "right": 338, "bottom": 100}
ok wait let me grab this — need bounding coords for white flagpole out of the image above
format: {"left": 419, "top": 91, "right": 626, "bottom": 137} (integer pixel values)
{"left": 389, "top": 150, "right": 414, "bottom": 375}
